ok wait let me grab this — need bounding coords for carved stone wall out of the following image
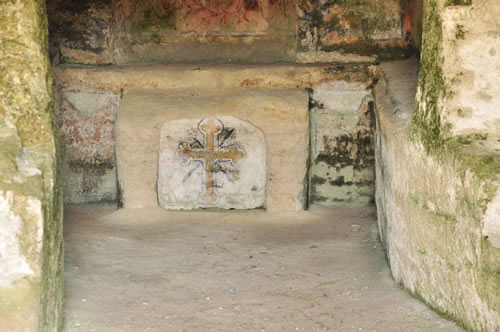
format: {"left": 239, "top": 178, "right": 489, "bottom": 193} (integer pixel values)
{"left": 0, "top": 0, "right": 63, "bottom": 331}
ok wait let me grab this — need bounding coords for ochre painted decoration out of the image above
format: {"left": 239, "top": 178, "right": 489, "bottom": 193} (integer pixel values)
{"left": 158, "top": 116, "right": 266, "bottom": 210}
{"left": 176, "top": 119, "right": 246, "bottom": 205}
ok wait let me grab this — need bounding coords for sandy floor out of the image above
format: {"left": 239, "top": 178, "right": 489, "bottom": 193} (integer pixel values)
{"left": 63, "top": 204, "right": 463, "bottom": 332}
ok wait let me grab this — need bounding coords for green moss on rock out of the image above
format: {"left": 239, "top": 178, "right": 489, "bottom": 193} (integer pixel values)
{"left": 410, "top": 0, "right": 447, "bottom": 152}
{"left": 444, "top": 0, "right": 472, "bottom": 6}
{"left": 478, "top": 239, "right": 500, "bottom": 316}
{"left": 444, "top": 137, "right": 500, "bottom": 185}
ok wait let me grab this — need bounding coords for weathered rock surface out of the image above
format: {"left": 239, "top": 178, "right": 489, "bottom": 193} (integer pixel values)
{"left": 309, "top": 81, "right": 375, "bottom": 205}
{"left": 116, "top": 89, "right": 308, "bottom": 211}
{"left": 483, "top": 188, "right": 500, "bottom": 248}
{"left": 438, "top": 0, "right": 500, "bottom": 141}
{"left": 398, "top": 2, "right": 500, "bottom": 328}
{"left": 0, "top": 0, "right": 63, "bottom": 331}
{"left": 412, "top": 0, "right": 500, "bottom": 152}
{"left": 158, "top": 117, "right": 266, "bottom": 210}
{"left": 375, "top": 58, "right": 500, "bottom": 332}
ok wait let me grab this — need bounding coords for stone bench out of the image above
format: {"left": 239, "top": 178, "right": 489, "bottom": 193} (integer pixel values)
{"left": 54, "top": 64, "right": 377, "bottom": 207}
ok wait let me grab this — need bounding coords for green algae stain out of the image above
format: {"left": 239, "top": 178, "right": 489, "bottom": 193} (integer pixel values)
{"left": 410, "top": 0, "right": 448, "bottom": 152}
{"left": 130, "top": 9, "right": 176, "bottom": 42}
{"left": 444, "top": 0, "right": 472, "bottom": 6}
{"left": 477, "top": 239, "right": 500, "bottom": 315}
{"left": 444, "top": 137, "right": 500, "bottom": 184}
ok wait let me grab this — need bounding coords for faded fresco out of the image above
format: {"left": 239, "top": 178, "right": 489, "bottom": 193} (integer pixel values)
{"left": 297, "top": 0, "right": 404, "bottom": 56}
{"left": 117, "top": 0, "right": 288, "bottom": 33}
{"left": 56, "top": 91, "right": 119, "bottom": 203}
{"left": 47, "top": 0, "right": 296, "bottom": 64}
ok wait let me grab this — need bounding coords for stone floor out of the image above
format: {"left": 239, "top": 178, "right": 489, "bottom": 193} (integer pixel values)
{"left": 63, "top": 204, "right": 464, "bottom": 332}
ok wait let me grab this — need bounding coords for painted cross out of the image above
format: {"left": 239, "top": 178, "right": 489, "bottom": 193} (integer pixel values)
{"left": 176, "top": 118, "right": 245, "bottom": 205}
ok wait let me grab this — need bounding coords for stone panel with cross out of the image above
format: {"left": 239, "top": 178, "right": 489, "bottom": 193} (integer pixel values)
{"left": 158, "top": 117, "right": 266, "bottom": 210}
{"left": 116, "top": 88, "right": 308, "bottom": 211}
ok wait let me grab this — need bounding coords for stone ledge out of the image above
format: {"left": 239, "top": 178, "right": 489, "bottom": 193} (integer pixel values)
{"left": 54, "top": 63, "right": 378, "bottom": 93}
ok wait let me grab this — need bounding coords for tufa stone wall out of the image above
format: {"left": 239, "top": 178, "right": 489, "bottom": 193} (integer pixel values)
{"left": 400, "top": 2, "right": 500, "bottom": 328}
{"left": 438, "top": 0, "right": 500, "bottom": 141}
{"left": 411, "top": 0, "right": 500, "bottom": 150}
{"left": 0, "top": 0, "right": 63, "bottom": 331}
{"left": 375, "top": 54, "right": 499, "bottom": 332}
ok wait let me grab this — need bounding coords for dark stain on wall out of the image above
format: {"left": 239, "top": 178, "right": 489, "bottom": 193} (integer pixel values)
{"left": 315, "top": 130, "right": 375, "bottom": 172}
{"left": 311, "top": 175, "right": 327, "bottom": 185}
{"left": 67, "top": 158, "right": 116, "bottom": 197}
{"left": 329, "top": 176, "right": 374, "bottom": 187}
{"left": 47, "top": 0, "right": 114, "bottom": 56}
{"left": 309, "top": 87, "right": 376, "bottom": 205}
{"left": 244, "top": 0, "right": 260, "bottom": 11}
{"left": 68, "top": 158, "right": 115, "bottom": 177}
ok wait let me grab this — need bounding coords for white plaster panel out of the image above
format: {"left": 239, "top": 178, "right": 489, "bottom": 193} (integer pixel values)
{"left": 158, "top": 117, "right": 266, "bottom": 210}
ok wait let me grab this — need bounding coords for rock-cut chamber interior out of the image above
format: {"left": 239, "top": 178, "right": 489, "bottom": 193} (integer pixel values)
{"left": 0, "top": 0, "right": 498, "bottom": 331}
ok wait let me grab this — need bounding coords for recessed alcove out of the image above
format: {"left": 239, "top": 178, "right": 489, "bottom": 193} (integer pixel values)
{"left": 54, "top": 63, "right": 379, "bottom": 209}
{"left": 45, "top": 0, "right": 455, "bottom": 327}
{"left": 3, "top": 0, "right": 499, "bottom": 331}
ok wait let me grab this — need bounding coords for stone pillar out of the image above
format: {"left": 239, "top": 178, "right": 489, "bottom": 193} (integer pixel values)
{"left": 0, "top": 0, "right": 63, "bottom": 331}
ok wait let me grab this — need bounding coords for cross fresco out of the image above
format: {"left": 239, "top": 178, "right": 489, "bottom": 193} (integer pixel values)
{"left": 176, "top": 118, "right": 246, "bottom": 205}
{"left": 158, "top": 116, "right": 266, "bottom": 210}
